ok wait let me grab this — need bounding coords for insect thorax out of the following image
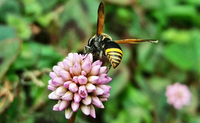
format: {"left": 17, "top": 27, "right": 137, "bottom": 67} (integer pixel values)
{"left": 87, "top": 33, "right": 112, "bottom": 53}
{"left": 85, "top": 33, "right": 112, "bottom": 67}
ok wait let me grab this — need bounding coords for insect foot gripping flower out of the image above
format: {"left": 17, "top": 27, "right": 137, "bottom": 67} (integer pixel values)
{"left": 47, "top": 53, "right": 112, "bottom": 119}
{"left": 165, "top": 82, "right": 192, "bottom": 110}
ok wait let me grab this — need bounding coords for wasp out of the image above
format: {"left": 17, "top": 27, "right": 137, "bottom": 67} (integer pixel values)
{"left": 84, "top": 2, "right": 158, "bottom": 69}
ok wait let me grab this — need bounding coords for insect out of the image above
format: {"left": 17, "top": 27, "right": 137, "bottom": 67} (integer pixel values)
{"left": 84, "top": 2, "right": 158, "bottom": 69}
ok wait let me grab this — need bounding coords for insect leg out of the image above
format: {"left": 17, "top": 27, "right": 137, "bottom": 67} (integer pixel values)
{"left": 99, "top": 50, "right": 103, "bottom": 59}
{"left": 84, "top": 46, "right": 91, "bottom": 54}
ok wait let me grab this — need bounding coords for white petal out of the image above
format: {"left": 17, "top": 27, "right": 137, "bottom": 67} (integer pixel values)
{"left": 65, "top": 107, "right": 73, "bottom": 119}
{"left": 82, "top": 96, "right": 92, "bottom": 105}
{"left": 90, "top": 105, "right": 96, "bottom": 118}
{"left": 48, "top": 91, "right": 60, "bottom": 100}
{"left": 81, "top": 105, "right": 90, "bottom": 115}
{"left": 71, "top": 101, "right": 80, "bottom": 112}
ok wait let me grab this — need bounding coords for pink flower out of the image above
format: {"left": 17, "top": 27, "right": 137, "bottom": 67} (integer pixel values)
{"left": 165, "top": 82, "right": 192, "bottom": 109}
{"left": 48, "top": 53, "right": 112, "bottom": 119}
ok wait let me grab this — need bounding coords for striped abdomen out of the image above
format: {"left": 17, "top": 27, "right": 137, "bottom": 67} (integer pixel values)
{"left": 104, "top": 41, "right": 123, "bottom": 69}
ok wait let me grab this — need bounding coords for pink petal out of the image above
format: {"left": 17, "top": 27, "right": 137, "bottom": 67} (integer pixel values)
{"left": 72, "top": 62, "right": 81, "bottom": 76}
{"left": 63, "top": 81, "right": 72, "bottom": 88}
{"left": 81, "top": 105, "right": 90, "bottom": 115}
{"left": 73, "top": 76, "right": 78, "bottom": 83}
{"left": 92, "top": 60, "right": 102, "bottom": 66}
{"left": 173, "top": 101, "right": 183, "bottom": 109}
{"left": 165, "top": 82, "right": 192, "bottom": 109}
{"left": 92, "top": 96, "right": 103, "bottom": 108}
{"left": 89, "top": 65, "right": 101, "bottom": 76}
{"left": 58, "top": 61, "right": 64, "bottom": 68}
{"left": 47, "top": 85, "right": 56, "bottom": 91}
{"left": 99, "top": 97, "right": 108, "bottom": 102}
{"left": 69, "top": 82, "right": 78, "bottom": 92}
{"left": 73, "top": 53, "right": 82, "bottom": 63}
{"left": 62, "top": 91, "right": 73, "bottom": 101}
{"left": 53, "top": 66, "right": 62, "bottom": 76}
{"left": 82, "top": 96, "right": 92, "bottom": 105}
{"left": 59, "top": 100, "right": 70, "bottom": 111}
{"left": 74, "top": 93, "right": 81, "bottom": 103}
{"left": 100, "top": 104, "right": 104, "bottom": 108}
{"left": 99, "top": 66, "right": 107, "bottom": 74}
{"left": 93, "top": 86, "right": 104, "bottom": 95}
{"left": 98, "top": 85, "right": 111, "bottom": 94}
{"left": 82, "top": 62, "right": 92, "bottom": 73}
{"left": 81, "top": 71, "right": 87, "bottom": 76}
{"left": 49, "top": 72, "right": 57, "bottom": 78}
{"left": 79, "top": 86, "right": 88, "bottom": 98}
{"left": 78, "top": 75, "right": 87, "bottom": 85}
{"left": 59, "top": 70, "right": 71, "bottom": 81}
{"left": 86, "top": 83, "right": 96, "bottom": 93}
{"left": 100, "top": 93, "right": 110, "bottom": 98}
{"left": 48, "top": 79, "right": 53, "bottom": 85}
{"left": 48, "top": 91, "right": 60, "bottom": 100}
{"left": 71, "top": 101, "right": 80, "bottom": 112}
{"left": 65, "top": 107, "right": 73, "bottom": 119}
{"left": 68, "top": 53, "right": 74, "bottom": 62}
{"left": 90, "top": 105, "right": 96, "bottom": 118}
{"left": 69, "top": 68, "right": 74, "bottom": 78}
{"left": 52, "top": 77, "right": 64, "bottom": 86}
{"left": 167, "top": 96, "right": 176, "bottom": 104}
{"left": 53, "top": 103, "right": 60, "bottom": 111}
{"left": 55, "top": 86, "right": 67, "bottom": 96}
{"left": 99, "top": 74, "right": 112, "bottom": 84}
{"left": 63, "top": 58, "right": 71, "bottom": 70}
{"left": 88, "top": 76, "right": 99, "bottom": 84}
{"left": 83, "top": 53, "right": 93, "bottom": 64}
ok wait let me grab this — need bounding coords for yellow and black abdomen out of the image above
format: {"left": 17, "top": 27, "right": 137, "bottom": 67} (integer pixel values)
{"left": 104, "top": 41, "right": 123, "bottom": 69}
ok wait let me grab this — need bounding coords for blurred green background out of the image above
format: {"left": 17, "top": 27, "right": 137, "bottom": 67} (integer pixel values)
{"left": 0, "top": 0, "right": 200, "bottom": 122}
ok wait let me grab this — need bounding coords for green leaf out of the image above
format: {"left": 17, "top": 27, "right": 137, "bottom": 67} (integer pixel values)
{"left": 164, "top": 43, "right": 196, "bottom": 71}
{"left": 36, "top": 12, "right": 54, "bottom": 27}
{"left": 84, "top": 0, "right": 99, "bottom": 24}
{"left": 0, "top": 25, "right": 16, "bottom": 40}
{"left": 60, "top": 0, "right": 92, "bottom": 37}
{"left": 22, "top": 0, "right": 42, "bottom": 18}
{"left": 190, "top": 30, "right": 200, "bottom": 74}
{"left": 11, "top": 41, "right": 63, "bottom": 70}
{"left": 137, "top": 43, "right": 159, "bottom": 72}
{"left": 123, "top": 85, "right": 152, "bottom": 108}
{"left": 39, "top": 0, "right": 58, "bottom": 12}
{"left": 0, "top": 0, "right": 21, "bottom": 22}
{"left": 161, "top": 28, "right": 190, "bottom": 43}
{"left": 166, "top": 5, "right": 197, "bottom": 18}
{"left": 6, "top": 14, "right": 31, "bottom": 39}
{"left": 108, "top": 63, "right": 130, "bottom": 98}
{"left": 0, "top": 39, "right": 21, "bottom": 80}
{"left": 121, "top": 85, "right": 153, "bottom": 123}
{"left": 103, "top": 0, "right": 131, "bottom": 6}
{"left": 140, "top": 0, "right": 161, "bottom": 9}
{"left": 148, "top": 76, "right": 171, "bottom": 92}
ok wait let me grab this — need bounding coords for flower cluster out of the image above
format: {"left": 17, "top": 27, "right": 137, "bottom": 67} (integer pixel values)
{"left": 165, "top": 82, "right": 191, "bottom": 109}
{"left": 47, "top": 53, "right": 112, "bottom": 119}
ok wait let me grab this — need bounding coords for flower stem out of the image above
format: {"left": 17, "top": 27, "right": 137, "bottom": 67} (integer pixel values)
{"left": 68, "top": 112, "right": 77, "bottom": 123}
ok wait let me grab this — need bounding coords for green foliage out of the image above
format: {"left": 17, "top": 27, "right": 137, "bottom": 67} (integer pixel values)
{"left": 0, "top": 26, "right": 21, "bottom": 80}
{"left": 0, "top": 0, "right": 199, "bottom": 123}
{"left": 7, "top": 14, "right": 32, "bottom": 39}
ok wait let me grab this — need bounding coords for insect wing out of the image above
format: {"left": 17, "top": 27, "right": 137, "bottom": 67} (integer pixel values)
{"left": 97, "top": 2, "right": 105, "bottom": 36}
{"left": 114, "top": 39, "right": 158, "bottom": 44}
